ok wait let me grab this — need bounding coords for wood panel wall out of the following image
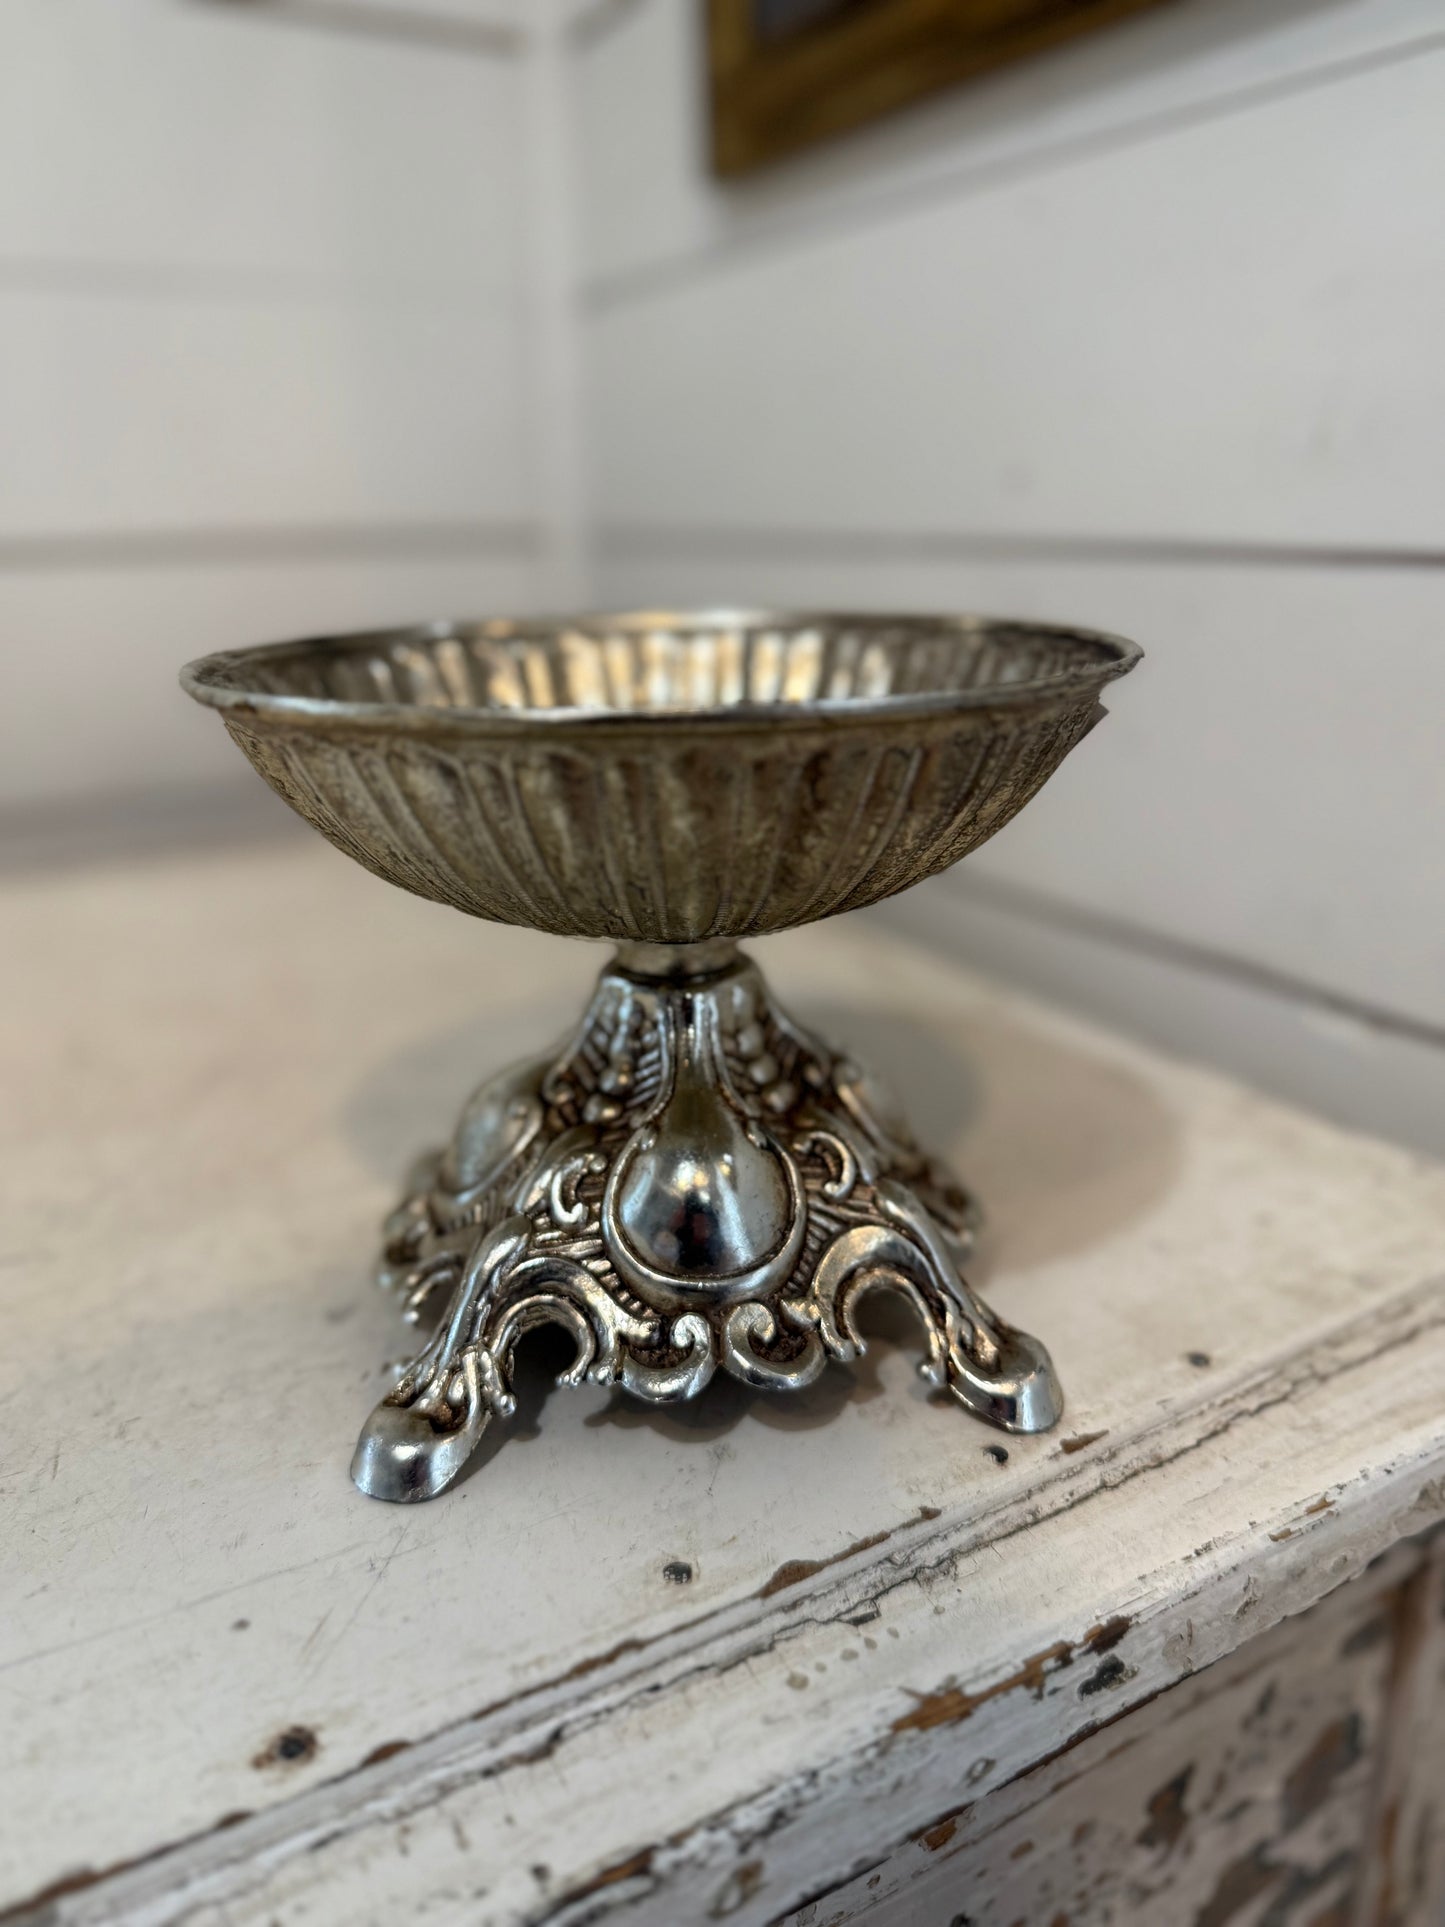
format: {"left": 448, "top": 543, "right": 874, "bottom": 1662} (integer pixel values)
{"left": 6, "top": 0, "right": 1441, "bottom": 1155}
{"left": 563, "top": 0, "right": 1445, "bottom": 1152}
{"left": 0, "top": 0, "right": 565, "bottom": 809}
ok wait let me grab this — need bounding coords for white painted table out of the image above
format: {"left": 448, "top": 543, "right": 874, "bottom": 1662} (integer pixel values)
{"left": 3, "top": 839, "right": 1443, "bottom": 1925}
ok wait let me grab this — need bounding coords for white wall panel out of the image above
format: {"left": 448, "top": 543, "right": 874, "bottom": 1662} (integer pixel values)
{"left": 570, "top": 0, "right": 1445, "bottom": 295}
{"left": 0, "top": 0, "right": 522, "bottom": 292}
{"left": 586, "top": 46, "right": 1445, "bottom": 550}
{"left": 0, "top": 555, "right": 545, "bottom": 807}
{"left": 0, "top": 1, "right": 558, "bottom": 812}
{"left": 323, "top": 0, "right": 526, "bottom": 28}
{"left": 0, "top": 294, "right": 528, "bottom": 535}
{"left": 883, "top": 878, "right": 1445, "bottom": 1158}
{"left": 592, "top": 548, "right": 1445, "bottom": 1037}
{"left": 569, "top": 2, "right": 1445, "bottom": 1148}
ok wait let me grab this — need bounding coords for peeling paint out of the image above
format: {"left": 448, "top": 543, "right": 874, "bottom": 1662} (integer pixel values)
{"left": 709, "top": 1857, "right": 763, "bottom": 1917}
{"left": 1192, "top": 1845, "right": 1281, "bottom": 1925}
{"left": 759, "top": 1505, "right": 941, "bottom": 1599}
{"left": 893, "top": 1642, "right": 1073, "bottom": 1733}
{"left": 1083, "top": 1616, "right": 1131, "bottom": 1655}
{"left": 0, "top": 1808, "right": 255, "bottom": 1926}
{"left": 1060, "top": 1431, "right": 1110, "bottom": 1456}
{"left": 6, "top": 1294, "right": 1440, "bottom": 1927}
{"left": 1138, "top": 1766, "right": 1194, "bottom": 1852}
{"left": 1282, "top": 1716, "right": 1361, "bottom": 1829}
{"left": 555, "top": 1635, "right": 650, "bottom": 1685}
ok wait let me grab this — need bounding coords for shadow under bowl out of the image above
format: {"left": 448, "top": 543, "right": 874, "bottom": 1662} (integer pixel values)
{"left": 181, "top": 609, "right": 1140, "bottom": 944}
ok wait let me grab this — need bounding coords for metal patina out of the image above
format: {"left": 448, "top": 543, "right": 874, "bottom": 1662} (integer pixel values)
{"left": 182, "top": 610, "right": 1141, "bottom": 1500}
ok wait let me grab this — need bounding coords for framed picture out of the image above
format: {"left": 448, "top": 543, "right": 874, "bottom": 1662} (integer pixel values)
{"left": 707, "top": 0, "right": 1173, "bottom": 175}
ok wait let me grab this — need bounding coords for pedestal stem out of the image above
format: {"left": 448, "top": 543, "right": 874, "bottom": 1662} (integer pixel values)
{"left": 351, "top": 943, "right": 1062, "bottom": 1501}
{"left": 612, "top": 938, "right": 742, "bottom": 981}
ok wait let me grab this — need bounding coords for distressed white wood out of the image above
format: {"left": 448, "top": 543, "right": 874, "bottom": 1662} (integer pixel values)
{"left": 1352, "top": 1532, "right": 1445, "bottom": 1925}
{"left": 1, "top": 838, "right": 1443, "bottom": 1923}
{"left": 584, "top": 42, "right": 1445, "bottom": 550}
{"left": 567, "top": 0, "right": 1445, "bottom": 296}
{"left": 778, "top": 1533, "right": 1445, "bottom": 1925}
{"left": 0, "top": 554, "right": 544, "bottom": 807}
{"left": 0, "top": 0, "right": 523, "bottom": 290}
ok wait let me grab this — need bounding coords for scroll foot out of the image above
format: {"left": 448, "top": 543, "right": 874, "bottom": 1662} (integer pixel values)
{"left": 351, "top": 1391, "right": 491, "bottom": 1503}
{"left": 349, "top": 942, "right": 1063, "bottom": 1498}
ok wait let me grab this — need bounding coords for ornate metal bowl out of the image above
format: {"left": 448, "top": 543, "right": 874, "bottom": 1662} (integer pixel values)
{"left": 183, "top": 611, "right": 1141, "bottom": 1502}
{"left": 182, "top": 611, "right": 1138, "bottom": 943}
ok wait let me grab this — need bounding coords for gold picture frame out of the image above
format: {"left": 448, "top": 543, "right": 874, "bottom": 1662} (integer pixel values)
{"left": 708, "top": 0, "right": 1173, "bottom": 176}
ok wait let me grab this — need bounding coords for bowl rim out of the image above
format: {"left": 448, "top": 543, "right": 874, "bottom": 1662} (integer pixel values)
{"left": 181, "top": 608, "right": 1143, "bottom": 737}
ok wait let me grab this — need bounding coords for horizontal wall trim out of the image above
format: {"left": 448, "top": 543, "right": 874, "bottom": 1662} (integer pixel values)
{"left": 0, "top": 520, "right": 544, "bottom": 574}
{"left": 578, "top": 28, "right": 1445, "bottom": 313}
{"left": 565, "top": 0, "right": 646, "bottom": 52}
{"left": 191, "top": 0, "right": 526, "bottom": 60}
{"left": 912, "top": 872, "right": 1445, "bottom": 1056}
{"left": 0, "top": 257, "right": 519, "bottom": 310}
{"left": 0, "top": 780, "right": 306, "bottom": 878}
{"left": 14, "top": 781, "right": 1441, "bottom": 1055}
{"left": 597, "top": 523, "right": 1445, "bottom": 575}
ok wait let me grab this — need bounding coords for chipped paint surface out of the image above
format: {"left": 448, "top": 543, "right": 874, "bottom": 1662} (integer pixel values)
{"left": 781, "top": 1534, "right": 1445, "bottom": 1926}
{"left": 893, "top": 1641, "right": 1077, "bottom": 1734}
{"left": 3, "top": 842, "right": 1445, "bottom": 1925}
{"left": 1059, "top": 1431, "right": 1111, "bottom": 1456}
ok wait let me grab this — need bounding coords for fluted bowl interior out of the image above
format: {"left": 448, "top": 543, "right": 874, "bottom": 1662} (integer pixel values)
{"left": 183, "top": 611, "right": 1140, "bottom": 942}
{"left": 185, "top": 610, "right": 1133, "bottom": 718}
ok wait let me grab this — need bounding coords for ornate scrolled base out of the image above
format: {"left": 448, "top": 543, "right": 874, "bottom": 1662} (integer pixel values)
{"left": 351, "top": 942, "right": 1062, "bottom": 1503}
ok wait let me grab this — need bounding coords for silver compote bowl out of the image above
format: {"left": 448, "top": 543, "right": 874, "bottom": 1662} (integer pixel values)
{"left": 183, "top": 611, "right": 1140, "bottom": 1502}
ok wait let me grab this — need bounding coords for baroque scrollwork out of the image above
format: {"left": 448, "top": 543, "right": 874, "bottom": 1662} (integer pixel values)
{"left": 352, "top": 944, "right": 1062, "bottom": 1501}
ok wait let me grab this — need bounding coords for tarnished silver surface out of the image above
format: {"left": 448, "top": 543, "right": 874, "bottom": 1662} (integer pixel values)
{"left": 182, "top": 610, "right": 1138, "bottom": 943}
{"left": 350, "top": 943, "right": 1057, "bottom": 1502}
{"left": 182, "top": 610, "right": 1140, "bottom": 1500}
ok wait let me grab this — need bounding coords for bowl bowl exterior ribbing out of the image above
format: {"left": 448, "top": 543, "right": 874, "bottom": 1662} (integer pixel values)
{"left": 183, "top": 611, "right": 1140, "bottom": 942}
